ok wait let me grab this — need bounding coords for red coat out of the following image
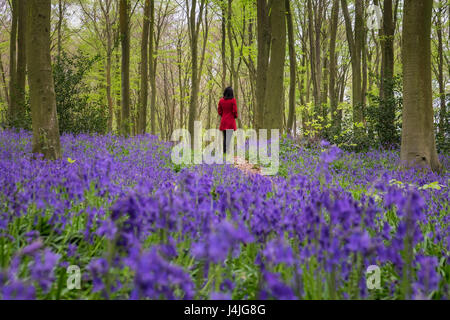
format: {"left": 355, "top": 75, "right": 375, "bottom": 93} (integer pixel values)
{"left": 218, "top": 98, "right": 238, "bottom": 131}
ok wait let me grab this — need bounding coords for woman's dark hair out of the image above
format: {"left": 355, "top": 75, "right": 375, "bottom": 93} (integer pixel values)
{"left": 223, "top": 87, "right": 234, "bottom": 100}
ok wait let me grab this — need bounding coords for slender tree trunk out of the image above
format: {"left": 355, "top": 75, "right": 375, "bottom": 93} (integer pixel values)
{"left": 321, "top": 48, "right": 329, "bottom": 128}
{"left": 16, "top": 0, "right": 26, "bottom": 124}
{"left": 227, "top": 0, "right": 240, "bottom": 124}
{"left": 9, "top": 0, "right": 18, "bottom": 123}
{"left": 120, "top": 0, "right": 130, "bottom": 136}
{"left": 307, "top": 0, "right": 321, "bottom": 118}
{"left": 187, "top": 0, "right": 206, "bottom": 143}
{"left": 26, "top": 0, "right": 61, "bottom": 160}
{"left": 57, "top": 0, "right": 63, "bottom": 58}
{"left": 139, "top": 0, "right": 150, "bottom": 134}
{"left": 379, "top": 0, "right": 396, "bottom": 146}
{"left": 177, "top": 37, "right": 184, "bottom": 130}
{"left": 263, "top": 0, "right": 286, "bottom": 133}
{"left": 401, "top": 0, "right": 441, "bottom": 172}
{"left": 115, "top": 48, "right": 122, "bottom": 131}
{"left": 286, "top": 0, "right": 296, "bottom": 135}
{"left": 149, "top": 0, "right": 156, "bottom": 134}
{"left": 329, "top": 0, "right": 339, "bottom": 136}
{"left": 221, "top": 0, "right": 227, "bottom": 89}
{"left": 101, "top": 0, "right": 115, "bottom": 133}
{"left": 0, "top": 55, "right": 9, "bottom": 108}
{"left": 256, "top": 0, "right": 270, "bottom": 130}
{"left": 341, "top": 0, "right": 364, "bottom": 137}
{"left": 436, "top": 1, "right": 446, "bottom": 138}
{"left": 106, "top": 46, "right": 113, "bottom": 132}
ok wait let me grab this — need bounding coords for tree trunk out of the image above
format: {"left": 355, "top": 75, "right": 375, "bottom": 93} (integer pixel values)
{"left": 187, "top": 0, "right": 206, "bottom": 144}
{"left": 256, "top": 0, "right": 270, "bottom": 130}
{"left": 26, "top": 0, "right": 61, "bottom": 160}
{"left": 139, "top": 0, "right": 150, "bottom": 134}
{"left": 57, "top": 0, "right": 63, "bottom": 58}
{"left": 379, "top": 0, "right": 396, "bottom": 146}
{"left": 436, "top": 0, "right": 446, "bottom": 138}
{"left": 401, "top": 0, "right": 441, "bottom": 172}
{"left": 286, "top": 0, "right": 296, "bottom": 135}
{"left": 263, "top": 0, "right": 286, "bottom": 133}
{"left": 221, "top": 0, "right": 227, "bottom": 89}
{"left": 106, "top": 47, "right": 113, "bottom": 132}
{"left": 120, "top": 0, "right": 130, "bottom": 136}
{"left": 307, "top": 0, "right": 321, "bottom": 119}
{"left": 9, "top": 0, "right": 18, "bottom": 124}
{"left": 0, "top": 55, "right": 9, "bottom": 108}
{"left": 227, "top": 0, "right": 240, "bottom": 127}
{"left": 16, "top": 0, "right": 27, "bottom": 124}
{"left": 341, "top": 0, "right": 364, "bottom": 137}
{"left": 329, "top": 0, "right": 339, "bottom": 137}
{"left": 149, "top": 0, "right": 156, "bottom": 135}
{"left": 115, "top": 48, "right": 122, "bottom": 131}
{"left": 177, "top": 37, "right": 185, "bottom": 130}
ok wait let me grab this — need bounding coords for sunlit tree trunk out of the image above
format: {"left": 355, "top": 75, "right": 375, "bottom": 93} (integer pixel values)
{"left": 401, "top": 0, "right": 441, "bottom": 172}
{"left": 26, "top": 0, "right": 61, "bottom": 160}
{"left": 263, "top": 0, "right": 286, "bottom": 133}
{"left": 341, "top": 0, "right": 364, "bottom": 137}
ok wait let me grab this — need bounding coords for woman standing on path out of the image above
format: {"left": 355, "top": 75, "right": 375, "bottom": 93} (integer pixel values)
{"left": 218, "top": 87, "right": 238, "bottom": 155}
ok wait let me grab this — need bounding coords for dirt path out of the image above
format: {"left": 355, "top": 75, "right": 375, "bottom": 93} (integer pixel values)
{"left": 232, "top": 156, "right": 262, "bottom": 176}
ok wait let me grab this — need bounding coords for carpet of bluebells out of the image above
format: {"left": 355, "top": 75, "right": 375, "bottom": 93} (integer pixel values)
{"left": 0, "top": 129, "right": 449, "bottom": 300}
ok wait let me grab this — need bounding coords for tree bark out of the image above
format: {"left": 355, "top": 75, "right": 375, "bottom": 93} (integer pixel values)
{"left": 120, "top": 0, "right": 131, "bottom": 136}
{"left": 26, "top": 0, "right": 61, "bottom": 160}
{"left": 436, "top": 0, "right": 446, "bottom": 138}
{"left": 379, "top": 0, "right": 396, "bottom": 146}
{"left": 256, "top": 0, "right": 270, "bottom": 130}
{"left": 149, "top": 0, "right": 156, "bottom": 134}
{"left": 187, "top": 0, "right": 206, "bottom": 144}
{"left": 263, "top": 0, "right": 286, "bottom": 133}
{"left": 401, "top": 0, "right": 441, "bottom": 172}
{"left": 341, "top": 0, "right": 364, "bottom": 137}
{"left": 227, "top": 0, "right": 240, "bottom": 120}
{"left": 139, "top": 0, "right": 150, "bottom": 134}
{"left": 0, "top": 55, "right": 9, "bottom": 108}
{"left": 329, "top": 0, "right": 339, "bottom": 136}
{"left": 16, "top": 0, "right": 27, "bottom": 124}
{"left": 307, "top": 0, "right": 321, "bottom": 119}
{"left": 286, "top": 0, "right": 296, "bottom": 135}
{"left": 9, "top": 0, "right": 18, "bottom": 123}
{"left": 57, "top": 0, "right": 63, "bottom": 58}
{"left": 221, "top": 0, "right": 227, "bottom": 89}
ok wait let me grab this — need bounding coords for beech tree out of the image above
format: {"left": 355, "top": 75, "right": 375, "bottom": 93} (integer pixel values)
{"left": 26, "top": 0, "right": 61, "bottom": 160}
{"left": 400, "top": 0, "right": 441, "bottom": 172}
{"left": 139, "top": 0, "right": 150, "bottom": 134}
{"left": 186, "top": 0, "right": 207, "bottom": 142}
{"left": 263, "top": 0, "right": 286, "bottom": 133}
{"left": 341, "top": 0, "right": 364, "bottom": 137}
{"left": 120, "top": 0, "right": 131, "bottom": 136}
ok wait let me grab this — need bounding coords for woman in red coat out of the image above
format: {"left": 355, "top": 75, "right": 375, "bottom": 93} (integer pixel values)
{"left": 218, "top": 87, "right": 238, "bottom": 154}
